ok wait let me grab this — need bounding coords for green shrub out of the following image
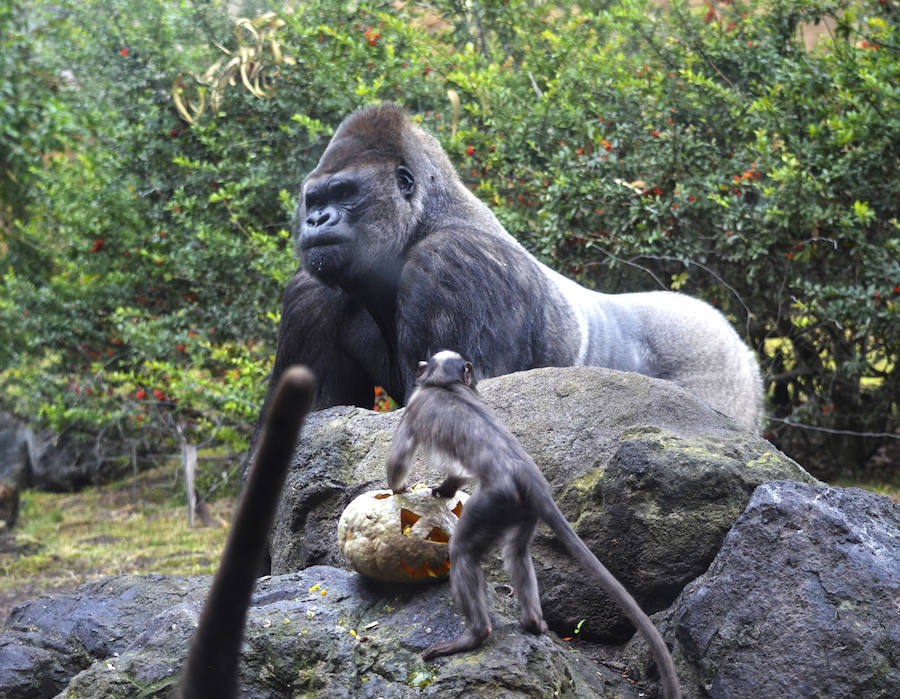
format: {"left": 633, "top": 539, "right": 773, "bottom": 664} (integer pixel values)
{"left": 433, "top": 0, "right": 900, "bottom": 478}
{"left": 1, "top": 0, "right": 897, "bottom": 483}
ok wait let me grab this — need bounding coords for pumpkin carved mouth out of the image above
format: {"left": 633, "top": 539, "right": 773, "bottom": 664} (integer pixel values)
{"left": 423, "top": 527, "right": 450, "bottom": 544}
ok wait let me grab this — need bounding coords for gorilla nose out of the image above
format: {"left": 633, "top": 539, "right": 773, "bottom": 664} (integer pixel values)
{"left": 307, "top": 210, "right": 332, "bottom": 227}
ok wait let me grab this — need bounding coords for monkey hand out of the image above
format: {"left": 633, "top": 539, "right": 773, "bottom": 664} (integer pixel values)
{"left": 432, "top": 476, "right": 464, "bottom": 499}
{"left": 391, "top": 484, "right": 410, "bottom": 495}
{"left": 431, "top": 483, "right": 455, "bottom": 498}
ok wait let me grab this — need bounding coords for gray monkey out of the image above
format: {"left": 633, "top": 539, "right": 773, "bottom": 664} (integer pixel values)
{"left": 386, "top": 351, "right": 681, "bottom": 699}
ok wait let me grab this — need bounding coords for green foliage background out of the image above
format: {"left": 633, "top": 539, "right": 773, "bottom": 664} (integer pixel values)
{"left": 1, "top": 0, "right": 898, "bottom": 483}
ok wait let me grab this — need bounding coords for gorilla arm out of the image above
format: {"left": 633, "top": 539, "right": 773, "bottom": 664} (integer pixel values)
{"left": 244, "top": 269, "right": 394, "bottom": 476}
{"left": 274, "top": 270, "right": 397, "bottom": 408}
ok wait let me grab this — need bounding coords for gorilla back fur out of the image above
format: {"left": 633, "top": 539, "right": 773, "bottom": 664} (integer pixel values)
{"left": 265, "top": 103, "right": 763, "bottom": 432}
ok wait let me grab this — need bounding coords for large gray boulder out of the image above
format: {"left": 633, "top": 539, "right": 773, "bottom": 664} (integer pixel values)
{"left": 0, "top": 567, "right": 643, "bottom": 698}
{"left": 0, "top": 412, "right": 101, "bottom": 492}
{"left": 626, "top": 480, "right": 900, "bottom": 698}
{"left": 0, "top": 574, "right": 208, "bottom": 698}
{"left": 271, "top": 366, "right": 818, "bottom": 641}
{"left": 1, "top": 367, "right": 894, "bottom": 698}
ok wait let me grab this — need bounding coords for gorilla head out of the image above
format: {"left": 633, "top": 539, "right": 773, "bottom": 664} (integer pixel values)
{"left": 294, "top": 105, "right": 453, "bottom": 289}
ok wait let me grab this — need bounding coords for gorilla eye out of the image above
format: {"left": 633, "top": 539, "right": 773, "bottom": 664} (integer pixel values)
{"left": 397, "top": 166, "right": 416, "bottom": 197}
{"left": 329, "top": 180, "right": 358, "bottom": 202}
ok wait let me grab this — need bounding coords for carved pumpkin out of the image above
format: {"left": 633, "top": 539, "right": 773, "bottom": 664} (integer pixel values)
{"left": 337, "top": 485, "right": 468, "bottom": 583}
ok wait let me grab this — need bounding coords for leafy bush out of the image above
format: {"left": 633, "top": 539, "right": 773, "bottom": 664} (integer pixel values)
{"left": 1, "top": 0, "right": 286, "bottom": 480}
{"left": 430, "top": 0, "right": 900, "bottom": 478}
{"left": 1, "top": 0, "right": 897, "bottom": 483}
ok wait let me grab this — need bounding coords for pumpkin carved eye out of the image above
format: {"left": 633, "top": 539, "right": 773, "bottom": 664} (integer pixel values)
{"left": 424, "top": 527, "right": 450, "bottom": 544}
{"left": 400, "top": 507, "right": 420, "bottom": 534}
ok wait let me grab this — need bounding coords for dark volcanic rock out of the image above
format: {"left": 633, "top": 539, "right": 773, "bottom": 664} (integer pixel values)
{"left": 627, "top": 480, "right": 900, "bottom": 698}
{"left": 0, "top": 575, "right": 208, "bottom": 698}
{"left": 0, "top": 368, "right": 893, "bottom": 699}
{"left": 1, "top": 568, "right": 642, "bottom": 698}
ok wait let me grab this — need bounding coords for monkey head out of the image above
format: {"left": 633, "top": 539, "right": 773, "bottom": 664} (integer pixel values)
{"left": 416, "top": 350, "right": 476, "bottom": 389}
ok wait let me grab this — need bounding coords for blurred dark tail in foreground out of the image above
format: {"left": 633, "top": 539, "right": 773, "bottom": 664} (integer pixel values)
{"left": 177, "top": 366, "right": 316, "bottom": 699}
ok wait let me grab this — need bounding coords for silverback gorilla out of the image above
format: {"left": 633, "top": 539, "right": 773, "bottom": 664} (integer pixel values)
{"left": 253, "top": 103, "right": 762, "bottom": 457}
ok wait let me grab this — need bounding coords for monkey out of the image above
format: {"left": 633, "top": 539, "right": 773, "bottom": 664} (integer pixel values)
{"left": 245, "top": 103, "right": 762, "bottom": 475}
{"left": 177, "top": 366, "right": 315, "bottom": 699}
{"left": 386, "top": 351, "right": 681, "bottom": 699}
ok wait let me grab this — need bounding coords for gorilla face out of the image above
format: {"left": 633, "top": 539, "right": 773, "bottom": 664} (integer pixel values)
{"left": 298, "top": 170, "right": 368, "bottom": 284}
{"left": 296, "top": 133, "right": 417, "bottom": 288}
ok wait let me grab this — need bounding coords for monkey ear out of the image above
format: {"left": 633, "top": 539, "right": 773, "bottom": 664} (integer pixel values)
{"left": 397, "top": 166, "right": 416, "bottom": 198}
{"left": 417, "top": 360, "right": 428, "bottom": 377}
{"left": 464, "top": 362, "right": 474, "bottom": 386}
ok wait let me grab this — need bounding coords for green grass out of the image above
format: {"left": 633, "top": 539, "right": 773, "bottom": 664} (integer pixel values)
{"left": 0, "top": 464, "right": 233, "bottom": 605}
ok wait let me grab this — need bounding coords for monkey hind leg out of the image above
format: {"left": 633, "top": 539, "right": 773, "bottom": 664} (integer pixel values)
{"left": 422, "top": 627, "right": 492, "bottom": 660}
{"left": 502, "top": 516, "right": 547, "bottom": 635}
{"left": 422, "top": 548, "right": 492, "bottom": 660}
{"left": 423, "top": 491, "right": 504, "bottom": 660}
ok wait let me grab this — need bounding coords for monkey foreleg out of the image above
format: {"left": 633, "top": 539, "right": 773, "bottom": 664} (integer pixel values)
{"left": 386, "top": 426, "right": 416, "bottom": 493}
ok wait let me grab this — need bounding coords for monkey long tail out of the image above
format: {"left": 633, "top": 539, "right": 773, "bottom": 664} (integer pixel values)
{"left": 537, "top": 497, "right": 682, "bottom": 699}
{"left": 178, "top": 366, "right": 316, "bottom": 699}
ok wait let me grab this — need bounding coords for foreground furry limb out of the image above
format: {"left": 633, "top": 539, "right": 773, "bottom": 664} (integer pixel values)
{"left": 178, "top": 367, "right": 315, "bottom": 698}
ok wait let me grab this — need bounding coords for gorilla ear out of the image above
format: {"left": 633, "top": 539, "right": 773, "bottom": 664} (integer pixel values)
{"left": 417, "top": 360, "right": 428, "bottom": 377}
{"left": 464, "top": 362, "right": 474, "bottom": 386}
{"left": 397, "top": 165, "right": 416, "bottom": 198}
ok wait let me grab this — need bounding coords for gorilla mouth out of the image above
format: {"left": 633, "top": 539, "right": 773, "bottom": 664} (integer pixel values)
{"left": 299, "top": 229, "right": 351, "bottom": 251}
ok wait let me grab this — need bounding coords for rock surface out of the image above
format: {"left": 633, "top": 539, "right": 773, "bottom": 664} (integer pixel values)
{"left": 2, "top": 481, "right": 897, "bottom": 697}
{"left": 6, "top": 367, "right": 889, "bottom": 698}
{"left": 271, "top": 366, "right": 818, "bottom": 641}
{"left": 0, "top": 567, "right": 644, "bottom": 698}
{"left": 626, "top": 480, "right": 900, "bottom": 698}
